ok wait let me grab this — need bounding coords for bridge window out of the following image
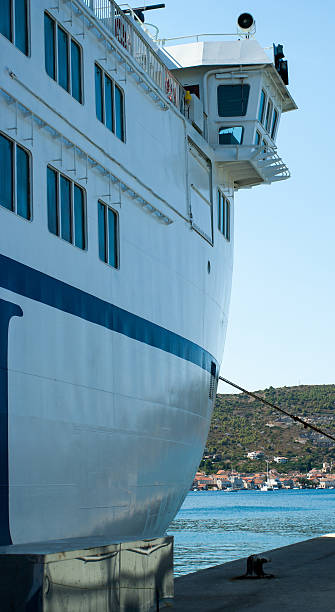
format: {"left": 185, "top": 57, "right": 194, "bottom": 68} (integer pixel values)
{"left": 0, "top": 133, "right": 31, "bottom": 220}
{"left": 258, "top": 89, "right": 266, "bottom": 124}
{"left": 219, "top": 126, "right": 243, "bottom": 145}
{"left": 217, "top": 84, "right": 250, "bottom": 117}
{"left": 218, "top": 190, "right": 230, "bottom": 241}
{"left": 0, "top": 0, "right": 29, "bottom": 55}
{"left": 44, "top": 12, "right": 83, "bottom": 103}
{"left": 271, "top": 108, "right": 279, "bottom": 139}
{"left": 47, "top": 166, "right": 86, "bottom": 249}
{"left": 95, "top": 63, "right": 125, "bottom": 141}
{"left": 98, "top": 201, "right": 119, "bottom": 268}
{"left": 265, "top": 99, "right": 273, "bottom": 132}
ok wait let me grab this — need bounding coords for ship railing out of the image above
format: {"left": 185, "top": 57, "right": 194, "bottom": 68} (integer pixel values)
{"left": 214, "top": 143, "right": 290, "bottom": 183}
{"left": 158, "top": 32, "right": 250, "bottom": 46}
{"left": 80, "top": 0, "right": 185, "bottom": 110}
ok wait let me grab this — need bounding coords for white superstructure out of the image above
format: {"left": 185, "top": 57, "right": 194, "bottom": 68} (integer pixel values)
{"left": 0, "top": 1, "right": 296, "bottom": 546}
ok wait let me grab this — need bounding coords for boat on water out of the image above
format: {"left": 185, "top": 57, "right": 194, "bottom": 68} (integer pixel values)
{"left": 0, "top": 2, "right": 296, "bottom": 546}
{"left": 260, "top": 483, "right": 274, "bottom": 492}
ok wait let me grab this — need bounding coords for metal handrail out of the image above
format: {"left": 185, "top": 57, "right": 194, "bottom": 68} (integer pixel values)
{"left": 214, "top": 143, "right": 290, "bottom": 179}
{"left": 158, "top": 32, "right": 250, "bottom": 45}
{"left": 81, "top": 0, "right": 184, "bottom": 110}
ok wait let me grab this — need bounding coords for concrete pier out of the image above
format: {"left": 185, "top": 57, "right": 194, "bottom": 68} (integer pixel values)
{"left": 0, "top": 535, "right": 173, "bottom": 611}
{"left": 173, "top": 535, "right": 335, "bottom": 611}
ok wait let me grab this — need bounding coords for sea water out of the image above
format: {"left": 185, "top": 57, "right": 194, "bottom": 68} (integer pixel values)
{"left": 167, "top": 489, "right": 335, "bottom": 576}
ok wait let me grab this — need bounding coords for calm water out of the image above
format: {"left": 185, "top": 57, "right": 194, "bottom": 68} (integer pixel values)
{"left": 167, "top": 489, "right": 335, "bottom": 576}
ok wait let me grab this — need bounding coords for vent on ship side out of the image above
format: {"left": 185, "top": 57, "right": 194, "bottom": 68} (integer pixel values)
{"left": 209, "top": 361, "right": 217, "bottom": 400}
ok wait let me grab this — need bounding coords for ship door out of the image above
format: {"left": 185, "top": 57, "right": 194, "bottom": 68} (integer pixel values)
{"left": 188, "top": 140, "right": 213, "bottom": 243}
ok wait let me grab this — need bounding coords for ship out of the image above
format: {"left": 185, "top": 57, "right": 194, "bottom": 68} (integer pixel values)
{"left": 0, "top": 2, "right": 297, "bottom": 546}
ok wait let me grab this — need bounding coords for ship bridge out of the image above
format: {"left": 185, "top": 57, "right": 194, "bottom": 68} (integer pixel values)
{"left": 163, "top": 38, "right": 297, "bottom": 189}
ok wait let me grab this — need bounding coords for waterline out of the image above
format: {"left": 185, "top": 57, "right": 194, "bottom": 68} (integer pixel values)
{"left": 167, "top": 489, "right": 335, "bottom": 576}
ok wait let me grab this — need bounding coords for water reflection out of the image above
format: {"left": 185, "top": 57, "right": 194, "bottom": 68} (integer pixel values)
{"left": 167, "top": 490, "right": 335, "bottom": 576}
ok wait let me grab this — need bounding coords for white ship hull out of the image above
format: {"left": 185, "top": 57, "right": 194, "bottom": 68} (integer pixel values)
{"left": 1, "top": 250, "right": 227, "bottom": 544}
{"left": 5, "top": 0, "right": 301, "bottom": 547}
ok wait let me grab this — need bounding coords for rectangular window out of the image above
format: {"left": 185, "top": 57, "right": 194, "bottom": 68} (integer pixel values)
{"left": 47, "top": 166, "right": 58, "bottom": 234}
{"left": 271, "top": 108, "right": 279, "bottom": 139}
{"left": 107, "top": 207, "right": 117, "bottom": 267}
{"left": 98, "top": 201, "right": 118, "bottom": 268}
{"left": 218, "top": 191, "right": 224, "bottom": 235}
{"left": 57, "top": 26, "right": 69, "bottom": 92}
{"left": 258, "top": 89, "right": 266, "bottom": 123}
{"left": 217, "top": 84, "right": 250, "bottom": 117}
{"left": 0, "top": 1, "right": 12, "bottom": 43}
{"left": 98, "top": 201, "right": 106, "bottom": 262}
{"left": 47, "top": 166, "right": 86, "bottom": 249}
{"left": 71, "top": 39, "right": 82, "bottom": 103}
{"left": 14, "top": 0, "right": 28, "bottom": 54}
{"left": 0, "top": 133, "right": 31, "bottom": 220}
{"left": 225, "top": 198, "right": 230, "bottom": 241}
{"left": 0, "top": 0, "right": 29, "bottom": 55}
{"left": 95, "top": 64, "right": 103, "bottom": 122}
{"left": 60, "top": 175, "right": 71, "bottom": 243}
{"left": 95, "top": 63, "right": 125, "bottom": 141}
{"left": 44, "top": 12, "right": 83, "bottom": 103}
{"left": 115, "top": 84, "right": 124, "bottom": 141}
{"left": 44, "top": 13, "right": 55, "bottom": 79}
{"left": 219, "top": 126, "right": 243, "bottom": 145}
{"left": 16, "top": 145, "right": 30, "bottom": 219}
{"left": 105, "top": 74, "right": 114, "bottom": 132}
{"left": 265, "top": 99, "right": 273, "bottom": 132}
{"left": 74, "top": 184, "right": 85, "bottom": 249}
{"left": 218, "top": 190, "right": 230, "bottom": 241}
{"left": 0, "top": 134, "right": 13, "bottom": 212}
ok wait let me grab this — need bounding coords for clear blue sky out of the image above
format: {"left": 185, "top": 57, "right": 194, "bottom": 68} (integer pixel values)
{"left": 151, "top": 1, "right": 335, "bottom": 393}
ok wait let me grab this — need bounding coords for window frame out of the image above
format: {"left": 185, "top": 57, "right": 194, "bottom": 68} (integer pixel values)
{"left": 265, "top": 99, "right": 273, "bottom": 133}
{"left": 258, "top": 89, "right": 266, "bottom": 124}
{"left": 0, "top": 0, "right": 30, "bottom": 56}
{"left": 271, "top": 107, "right": 279, "bottom": 140}
{"left": 0, "top": 131, "right": 32, "bottom": 221}
{"left": 94, "top": 61, "right": 125, "bottom": 142}
{"left": 97, "top": 200, "right": 120, "bottom": 269}
{"left": 217, "top": 83, "right": 250, "bottom": 117}
{"left": 46, "top": 165, "right": 87, "bottom": 250}
{"left": 218, "top": 126, "right": 244, "bottom": 145}
{"left": 114, "top": 82, "right": 125, "bottom": 142}
{"left": 44, "top": 11, "right": 83, "bottom": 104}
{"left": 217, "top": 189, "right": 230, "bottom": 242}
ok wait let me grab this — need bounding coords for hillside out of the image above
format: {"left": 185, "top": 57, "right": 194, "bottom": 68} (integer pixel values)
{"left": 201, "top": 384, "right": 335, "bottom": 474}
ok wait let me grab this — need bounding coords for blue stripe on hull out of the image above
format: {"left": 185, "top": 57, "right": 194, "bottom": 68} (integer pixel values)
{"left": 0, "top": 253, "right": 217, "bottom": 373}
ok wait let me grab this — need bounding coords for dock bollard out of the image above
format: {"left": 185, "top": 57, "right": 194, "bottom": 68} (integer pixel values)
{"left": 233, "top": 555, "right": 274, "bottom": 580}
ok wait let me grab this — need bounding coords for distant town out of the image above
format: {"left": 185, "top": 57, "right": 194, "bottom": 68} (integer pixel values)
{"left": 204, "top": 385, "right": 335, "bottom": 478}
{"left": 193, "top": 459, "right": 335, "bottom": 491}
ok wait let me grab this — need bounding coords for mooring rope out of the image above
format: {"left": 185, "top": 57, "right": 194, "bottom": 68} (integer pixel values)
{"left": 218, "top": 376, "right": 335, "bottom": 443}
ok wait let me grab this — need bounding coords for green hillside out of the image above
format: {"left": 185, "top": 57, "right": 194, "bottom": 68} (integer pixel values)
{"left": 201, "top": 385, "right": 335, "bottom": 474}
